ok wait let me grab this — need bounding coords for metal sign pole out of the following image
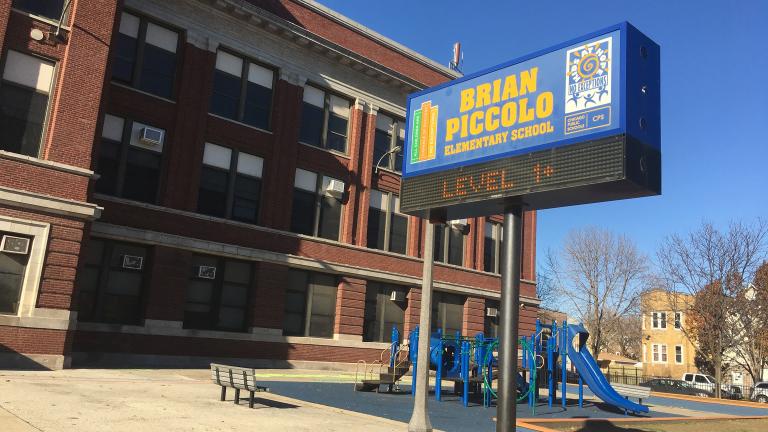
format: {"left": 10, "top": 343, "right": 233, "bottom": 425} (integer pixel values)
{"left": 408, "top": 221, "right": 435, "bottom": 432}
{"left": 497, "top": 206, "right": 523, "bottom": 432}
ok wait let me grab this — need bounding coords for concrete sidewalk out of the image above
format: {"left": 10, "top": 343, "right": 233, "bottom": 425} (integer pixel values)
{"left": 0, "top": 369, "right": 410, "bottom": 432}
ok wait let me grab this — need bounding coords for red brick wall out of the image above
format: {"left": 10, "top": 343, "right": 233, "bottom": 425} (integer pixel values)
{"left": 0, "top": 0, "right": 9, "bottom": 55}
{"left": 334, "top": 277, "right": 366, "bottom": 337}
{"left": 463, "top": 297, "right": 485, "bottom": 336}
{"left": 403, "top": 287, "right": 421, "bottom": 336}
{"left": 0, "top": 325, "right": 70, "bottom": 356}
{"left": 250, "top": 262, "right": 289, "bottom": 330}
{"left": 245, "top": 0, "right": 454, "bottom": 87}
{"left": 143, "top": 246, "right": 192, "bottom": 322}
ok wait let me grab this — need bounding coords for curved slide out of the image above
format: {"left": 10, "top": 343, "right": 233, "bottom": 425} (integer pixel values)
{"left": 566, "top": 324, "right": 649, "bottom": 414}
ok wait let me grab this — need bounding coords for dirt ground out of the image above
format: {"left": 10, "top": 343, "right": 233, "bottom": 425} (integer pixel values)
{"left": 542, "top": 418, "right": 768, "bottom": 432}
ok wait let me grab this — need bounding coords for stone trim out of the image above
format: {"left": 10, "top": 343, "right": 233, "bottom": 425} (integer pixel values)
{"left": 0, "top": 215, "right": 50, "bottom": 320}
{"left": 76, "top": 319, "right": 391, "bottom": 350}
{"left": 0, "top": 150, "right": 95, "bottom": 178}
{"left": 0, "top": 186, "right": 102, "bottom": 220}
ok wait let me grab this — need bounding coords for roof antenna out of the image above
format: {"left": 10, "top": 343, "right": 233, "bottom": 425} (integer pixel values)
{"left": 449, "top": 42, "right": 463, "bottom": 73}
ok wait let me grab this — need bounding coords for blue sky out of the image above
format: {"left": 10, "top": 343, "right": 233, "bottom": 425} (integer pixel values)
{"left": 320, "top": 0, "right": 768, "bottom": 265}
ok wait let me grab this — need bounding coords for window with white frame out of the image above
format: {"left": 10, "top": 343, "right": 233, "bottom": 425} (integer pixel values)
{"left": 372, "top": 113, "right": 405, "bottom": 172}
{"left": 675, "top": 345, "right": 683, "bottom": 364}
{"left": 112, "top": 12, "right": 179, "bottom": 99}
{"left": 367, "top": 190, "right": 408, "bottom": 254}
{"left": 652, "top": 344, "right": 667, "bottom": 363}
{"left": 674, "top": 311, "right": 682, "bottom": 329}
{"left": 0, "top": 231, "right": 32, "bottom": 315}
{"left": 0, "top": 50, "right": 55, "bottom": 157}
{"left": 197, "top": 143, "right": 263, "bottom": 225}
{"left": 484, "top": 221, "right": 502, "bottom": 273}
{"left": 434, "top": 222, "right": 467, "bottom": 266}
{"left": 290, "top": 169, "right": 344, "bottom": 241}
{"left": 96, "top": 114, "right": 165, "bottom": 204}
{"left": 210, "top": 50, "right": 274, "bottom": 130}
{"left": 299, "top": 85, "right": 350, "bottom": 153}
{"left": 652, "top": 311, "right": 667, "bottom": 329}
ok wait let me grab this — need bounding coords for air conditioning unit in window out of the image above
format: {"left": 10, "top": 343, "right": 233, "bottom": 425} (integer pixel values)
{"left": 325, "top": 179, "right": 345, "bottom": 199}
{"left": 198, "top": 265, "right": 217, "bottom": 280}
{"left": 139, "top": 127, "right": 164, "bottom": 147}
{"left": 449, "top": 219, "right": 468, "bottom": 229}
{"left": 122, "top": 255, "right": 144, "bottom": 270}
{"left": 390, "top": 291, "right": 405, "bottom": 302}
{"left": 0, "top": 235, "right": 30, "bottom": 255}
{"left": 486, "top": 307, "right": 499, "bottom": 318}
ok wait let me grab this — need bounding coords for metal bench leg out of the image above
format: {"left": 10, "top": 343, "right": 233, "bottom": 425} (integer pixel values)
{"left": 249, "top": 391, "right": 255, "bottom": 408}
{"left": 220, "top": 386, "right": 226, "bottom": 401}
{"left": 234, "top": 389, "right": 240, "bottom": 405}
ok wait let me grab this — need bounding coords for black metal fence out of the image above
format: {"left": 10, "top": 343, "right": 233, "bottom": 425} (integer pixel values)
{"left": 602, "top": 367, "right": 758, "bottom": 401}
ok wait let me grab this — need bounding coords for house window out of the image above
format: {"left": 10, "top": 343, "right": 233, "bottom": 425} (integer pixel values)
{"left": 367, "top": 190, "right": 408, "bottom": 254}
{"left": 112, "top": 12, "right": 179, "bottom": 99}
{"left": 652, "top": 344, "right": 668, "bottom": 363}
{"left": 96, "top": 114, "right": 164, "bottom": 204}
{"left": 299, "top": 85, "right": 350, "bottom": 153}
{"left": 431, "top": 291, "right": 465, "bottom": 336}
{"left": 183, "top": 255, "right": 252, "bottom": 332}
{"left": 363, "top": 282, "right": 406, "bottom": 342}
{"left": 651, "top": 311, "right": 667, "bottom": 329}
{"left": 674, "top": 312, "right": 682, "bottom": 329}
{"left": 0, "top": 232, "right": 32, "bottom": 315}
{"left": 12, "top": 0, "right": 66, "bottom": 21}
{"left": 210, "top": 50, "right": 274, "bottom": 130}
{"left": 484, "top": 221, "right": 502, "bottom": 273}
{"left": 282, "top": 270, "right": 337, "bottom": 338}
{"left": 77, "top": 238, "right": 148, "bottom": 324}
{"left": 0, "top": 50, "right": 55, "bottom": 157}
{"left": 197, "top": 143, "right": 263, "bottom": 224}
{"left": 434, "top": 222, "right": 467, "bottom": 266}
{"left": 373, "top": 114, "right": 405, "bottom": 172}
{"left": 484, "top": 299, "right": 500, "bottom": 338}
{"left": 675, "top": 345, "right": 683, "bottom": 364}
{"left": 290, "top": 169, "right": 344, "bottom": 241}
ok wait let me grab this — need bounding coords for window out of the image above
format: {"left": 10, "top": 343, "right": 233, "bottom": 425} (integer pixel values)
{"left": 652, "top": 344, "right": 667, "bottom": 363}
{"left": 675, "top": 345, "right": 683, "bottom": 364}
{"left": 434, "top": 222, "right": 467, "bottom": 266}
{"left": 96, "top": 114, "right": 164, "bottom": 204}
{"left": 77, "top": 238, "right": 148, "bottom": 324}
{"left": 0, "top": 50, "right": 55, "bottom": 157}
{"left": 112, "top": 12, "right": 179, "bottom": 99}
{"left": 674, "top": 312, "right": 682, "bottom": 329}
{"left": 299, "top": 85, "right": 350, "bottom": 153}
{"left": 484, "top": 221, "right": 502, "bottom": 273}
{"left": 282, "top": 270, "right": 337, "bottom": 338}
{"left": 210, "top": 50, "right": 274, "bottom": 130}
{"left": 0, "top": 232, "right": 31, "bottom": 315}
{"left": 363, "top": 282, "right": 406, "bottom": 342}
{"left": 183, "top": 255, "right": 252, "bottom": 332}
{"left": 651, "top": 311, "right": 667, "bottom": 329}
{"left": 197, "top": 143, "right": 263, "bottom": 224}
{"left": 373, "top": 114, "right": 405, "bottom": 172}
{"left": 431, "top": 291, "right": 465, "bottom": 336}
{"left": 367, "top": 190, "right": 408, "bottom": 254}
{"left": 12, "top": 0, "right": 66, "bottom": 20}
{"left": 484, "top": 299, "right": 499, "bottom": 338}
{"left": 290, "top": 169, "right": 344, "bottom": 241}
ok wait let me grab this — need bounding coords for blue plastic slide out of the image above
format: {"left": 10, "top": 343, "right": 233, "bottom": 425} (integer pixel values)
{"left": 566, "top": 324, "right": 649, "bottom": 414}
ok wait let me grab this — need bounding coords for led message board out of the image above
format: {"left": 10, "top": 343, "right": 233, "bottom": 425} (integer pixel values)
{"left": 400, "top": 23, "right": 660, "bottom": 219}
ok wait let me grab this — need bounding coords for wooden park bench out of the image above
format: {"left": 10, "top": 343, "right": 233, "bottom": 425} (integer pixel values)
{"left": 210, "top": 363, "right": 269, "bottom": 408}
{"left": 612, "top": 383, "right": 651, "bottom": 405}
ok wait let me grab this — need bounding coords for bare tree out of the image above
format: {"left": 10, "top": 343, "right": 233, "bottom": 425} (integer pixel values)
{"left": 535, "top": 271, "right": 558, "bottom": 310}
{"left": 730, "top": 261, "right": 768, "bottom": 384}
{"left": 546, "top": 227, "right": 648, "bottom": 355}
{"left": 657, "top": 220, "right": 767, "bottom": 396}
{"left": 605, "top": 314, "right": 643, "bottom": 360}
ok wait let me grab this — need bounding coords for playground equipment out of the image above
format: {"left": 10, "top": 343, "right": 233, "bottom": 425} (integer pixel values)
{"left": 354, "top": 326, "right": 412, "bottom": 393}
{"left": 355, "top": 320, "right": 649, "bottom": 416}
